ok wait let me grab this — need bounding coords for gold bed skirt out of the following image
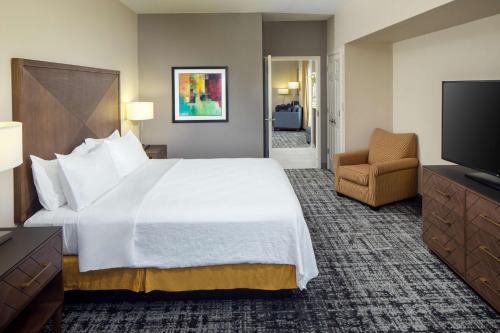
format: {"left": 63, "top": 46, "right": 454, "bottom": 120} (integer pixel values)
{"left": 63, "top": 256, "right": 297, "bottom": 292}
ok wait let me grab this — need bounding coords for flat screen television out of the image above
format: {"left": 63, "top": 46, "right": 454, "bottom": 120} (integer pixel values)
{"left": 442, "top": 80, "right": 500, "bottom": 190}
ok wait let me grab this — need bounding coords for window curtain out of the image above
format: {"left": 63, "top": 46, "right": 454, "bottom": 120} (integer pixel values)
{"left": 300, "top": 61, "right": 310, "bottom": 130}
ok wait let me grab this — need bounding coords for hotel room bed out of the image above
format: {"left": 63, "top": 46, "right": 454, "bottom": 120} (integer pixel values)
{"left": 26, "top": 158, "right": 318, "bottom": 290}
{"left": 12, "top": 58, "right": 318, "bottom": 293}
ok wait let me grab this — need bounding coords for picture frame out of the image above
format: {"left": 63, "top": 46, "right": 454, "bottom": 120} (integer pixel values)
{"left": 172, "top": 66, "right": 228, "bottom": 123}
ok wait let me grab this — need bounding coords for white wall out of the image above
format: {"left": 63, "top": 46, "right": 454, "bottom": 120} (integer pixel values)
{"left": 0, "top": 0, "right": 138, "bottom": 226}
{"left": 393, "top": 14, "right": 500, "bottom": 174}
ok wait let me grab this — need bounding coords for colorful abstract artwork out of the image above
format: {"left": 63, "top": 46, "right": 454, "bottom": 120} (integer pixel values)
{"left": 172, "top": 67, "right": 228, "bottom": 122}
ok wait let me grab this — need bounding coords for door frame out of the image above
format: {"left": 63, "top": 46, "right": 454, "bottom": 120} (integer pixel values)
{"left": 266, "top": 55, "right": 322, "bottom": 169}
{"left": 326, "top": 51, "right": 345, "bottom": 170}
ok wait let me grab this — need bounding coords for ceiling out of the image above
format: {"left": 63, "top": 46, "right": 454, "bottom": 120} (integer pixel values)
{"left": 120, "top": 0, "right": 342, "bottom": 20}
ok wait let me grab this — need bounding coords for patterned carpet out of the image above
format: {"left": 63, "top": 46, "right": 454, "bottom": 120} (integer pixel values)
{"left": 49, "top": 170, "right": 499, "bottom": 332}
{"left": 272, "top": 129, "right": 309, "bottom": 148}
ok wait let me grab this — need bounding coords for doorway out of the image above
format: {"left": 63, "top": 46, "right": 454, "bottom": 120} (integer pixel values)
{"left": 264, "top": 55, "right": 321, "bottom": 169}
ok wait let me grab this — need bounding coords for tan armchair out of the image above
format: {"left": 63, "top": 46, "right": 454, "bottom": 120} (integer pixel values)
{"left": 333, "top": 128, "right": 418, "bottom": 208}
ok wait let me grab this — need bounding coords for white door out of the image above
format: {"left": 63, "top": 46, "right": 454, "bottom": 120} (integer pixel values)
{"left": 266, "top": 55, "right": 273, "bottom": 153}
{"left": 327, "top": 54, "right": 335, "bottom": 170}
{"left": 334, "top": 54, "right": 342, "bottom": 155}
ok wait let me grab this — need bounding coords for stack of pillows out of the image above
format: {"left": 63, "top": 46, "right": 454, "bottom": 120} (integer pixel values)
{"left": 31, "top": 131, "right": 149, "bottom": 212}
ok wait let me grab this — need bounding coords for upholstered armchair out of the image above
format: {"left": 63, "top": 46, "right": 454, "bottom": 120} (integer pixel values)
{"left": 333, "top": 128, "right": 418, "bottom": 208}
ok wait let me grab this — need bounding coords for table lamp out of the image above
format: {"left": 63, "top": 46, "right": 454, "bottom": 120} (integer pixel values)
{"left": 288, "top": 81, "right": 299, "bottom": 102}
{"left": 277, "top": 88, "right": 289, "bottom": 104}
{"left": 127, "top": 102, "right": 154, "bottom": 143}
{"left": 0, "top": 122, "right": 23, "bottom": 172}
{"left": 0, "top": 121, "right": 22, "bottom": 244}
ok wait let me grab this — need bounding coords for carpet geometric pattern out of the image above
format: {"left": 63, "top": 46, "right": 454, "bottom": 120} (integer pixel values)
{"left": 272, "top": 129, "right": 309, "bottom": 148}
{"left": 48, "top": 169, "right": 499, "bottom": 332}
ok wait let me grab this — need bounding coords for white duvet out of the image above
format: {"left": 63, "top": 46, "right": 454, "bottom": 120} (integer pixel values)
{"left": 33, "top": 158, "right": 319, "bottom": 289}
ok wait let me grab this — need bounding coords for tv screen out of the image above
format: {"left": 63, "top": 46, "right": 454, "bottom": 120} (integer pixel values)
{"left": 442, "top": 81, "right": 500, "bottom": 177}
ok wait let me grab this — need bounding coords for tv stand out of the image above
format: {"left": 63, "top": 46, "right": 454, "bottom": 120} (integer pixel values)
{"left": 465, "top": 171, "right": 500, "bottom": 191}
{"left": 422, "top": 165, "right": 500, "bottom": 312}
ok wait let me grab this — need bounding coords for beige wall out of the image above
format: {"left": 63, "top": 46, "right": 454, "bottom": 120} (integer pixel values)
{"left": 272, "top": 61, "right": 299, "bottom": 109}
{"left": 334, "top": 0, "right": 453, "bottom": 48}
{"left": 345, "top": 42, "right": 393, "bottom": 150}
{"left": 326, "top": 16, "right": 335, "bottom": 55}
{"left": 393, "top": 14, "right": 500, "bottom": 184}
{"left": 0, "top": 0, "right": 138, "bottom": 226}
{"left": 138, "top": 14, "right": 263, "bottom": 159}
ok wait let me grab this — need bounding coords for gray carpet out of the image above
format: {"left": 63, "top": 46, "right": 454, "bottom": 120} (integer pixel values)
{"left": 49, "top": 169, "right": 499, "bottom": 332}
{"left": 272, "top": 130, "right": 309, "bottom": 148}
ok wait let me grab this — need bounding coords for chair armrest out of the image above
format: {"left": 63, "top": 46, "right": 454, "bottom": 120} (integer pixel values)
{"left": 333, "top": 149, "right": 369, "bottom": 169}
{"left": 371, "top": 158, "right": 419, "bottom": 176}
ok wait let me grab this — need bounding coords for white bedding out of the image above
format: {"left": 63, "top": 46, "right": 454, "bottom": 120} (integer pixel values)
{"left": 26, "top": 158, "right": 318, "bottom": 289}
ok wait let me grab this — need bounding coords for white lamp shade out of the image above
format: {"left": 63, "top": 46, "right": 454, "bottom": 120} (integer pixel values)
{"left": 127, "top": 102, "right": 154, "bottom": 121}
{"left": 0, "top": 122, "right": 23, "bottom": 172}
{"left": 277, "top": 88, "right": 289, "bottom": 95}
{"left": 288, "top": 81, "right": 299, "bottom": 90}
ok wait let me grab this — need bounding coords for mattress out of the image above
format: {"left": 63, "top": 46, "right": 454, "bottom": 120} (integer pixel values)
{"left": 25, "top": 205, "right": 79, "bottom": 255}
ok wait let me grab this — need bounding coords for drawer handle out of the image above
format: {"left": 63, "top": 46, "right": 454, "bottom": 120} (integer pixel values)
{"left": 432, "top": 212, "right": 452, "bottom": 225}
{"left": 479, "top": 214, "right": 500, "bottom": 229}
{"left": 20, "top": 262, "right": 52, "bottom": 288}
{"left": 434, "top": 188, "right": 451, "bottom": 199}
{"left": 479, "top": 277, "right": 500, "bottom": 296}
{"left": 479, "top": 245, "right": 500, "bottom": 264}
{"left": 431, "top": 237, "right": 452, "bottom": 253}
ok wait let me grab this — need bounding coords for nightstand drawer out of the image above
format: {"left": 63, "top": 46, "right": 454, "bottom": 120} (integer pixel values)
{"left": 0, "top": 227, "right": 63, "bottom": 332}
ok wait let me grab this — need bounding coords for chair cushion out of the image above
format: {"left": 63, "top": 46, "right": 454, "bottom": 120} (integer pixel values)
{"left": 368, "top": 128, "right": 416, "bottom": 164}
{"left": 337, "top": 164, "right": 370, "bottom": 186}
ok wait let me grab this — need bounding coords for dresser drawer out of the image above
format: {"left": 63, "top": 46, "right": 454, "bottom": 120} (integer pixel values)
{"left": 423, "top": 222, "right": 465, "bottom": 275}
{"left": 467, "top": 252, "right": 500, "bottom": 310}
{"left": 466, "top": 192, "right": 500, "bottom": 239}
{"left": 467, "top": 226, "right": 500, "bottom": 274}
{"left": 423, "top": 195, "right": 464, "bottom": 245}
{"left": 422, "top": 169, "right": 465, "bottom": 217}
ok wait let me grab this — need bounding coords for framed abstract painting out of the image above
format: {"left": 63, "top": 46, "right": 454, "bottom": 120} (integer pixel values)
{"left": 172, "top": 67, "right": 228, "bottom": 123}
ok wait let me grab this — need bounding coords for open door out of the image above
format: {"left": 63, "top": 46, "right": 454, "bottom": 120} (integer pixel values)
{"left": 263, "top": 55, "right": 272, "bottom": 157}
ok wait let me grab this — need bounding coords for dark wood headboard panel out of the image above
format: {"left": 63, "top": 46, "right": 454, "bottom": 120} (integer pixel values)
{"left": 12, "top": 59, "right": 120, "bottom": 224}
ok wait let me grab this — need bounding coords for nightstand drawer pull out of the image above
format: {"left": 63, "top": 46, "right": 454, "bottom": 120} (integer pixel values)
{"left": 20, "top": 262, "right": 52, "bottom": 288}
{"left": 479, "top": 214, "right": 500, "bottom": 229}
{"left": 434, "top": 188, "right": 451, "bottom": 199}
{"left": 432, "top": 212, "right": 452, "bottom": 225}
{"left": 479, "top": 277, "right": 500, "bottom": 296}
{"left": 431, "top": 237, "right": 451, "bottom": 253}
{"left": 479, "top": 246, "right": 500, "bottom": 264}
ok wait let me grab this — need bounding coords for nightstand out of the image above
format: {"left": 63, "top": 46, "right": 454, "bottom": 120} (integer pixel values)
{"left": 143, "top": 145, "right": 167, "bottom": 159}
{"left": 0, "top": 227, "right": 63, "bottom": 333}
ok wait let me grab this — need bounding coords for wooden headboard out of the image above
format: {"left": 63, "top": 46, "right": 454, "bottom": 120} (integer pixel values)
{"left": 12, "top": 59, "right": 120, "bottom": 224}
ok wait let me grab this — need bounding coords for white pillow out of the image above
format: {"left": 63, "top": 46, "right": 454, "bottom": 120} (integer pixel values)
{"left": 56, "top": 143, "right": 121, "bottom": 211}
{"left": 104, "top": 131, "right": 148, "bottom": 177}
{"left": 71, "top": 142, "right": 90, "bottom": 155}
{"left": 84, "top": 130, "right": 120, "bottom": 151}
{"left": 30, "top": 156, "right": 67, "bottom": 211}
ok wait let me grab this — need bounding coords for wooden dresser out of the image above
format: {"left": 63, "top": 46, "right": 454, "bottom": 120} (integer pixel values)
{"left": 422, "top": 165, "right": 499, "bottom": 312}
{"left": 0, "top": 227, "right": 63, "bottom": 332}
